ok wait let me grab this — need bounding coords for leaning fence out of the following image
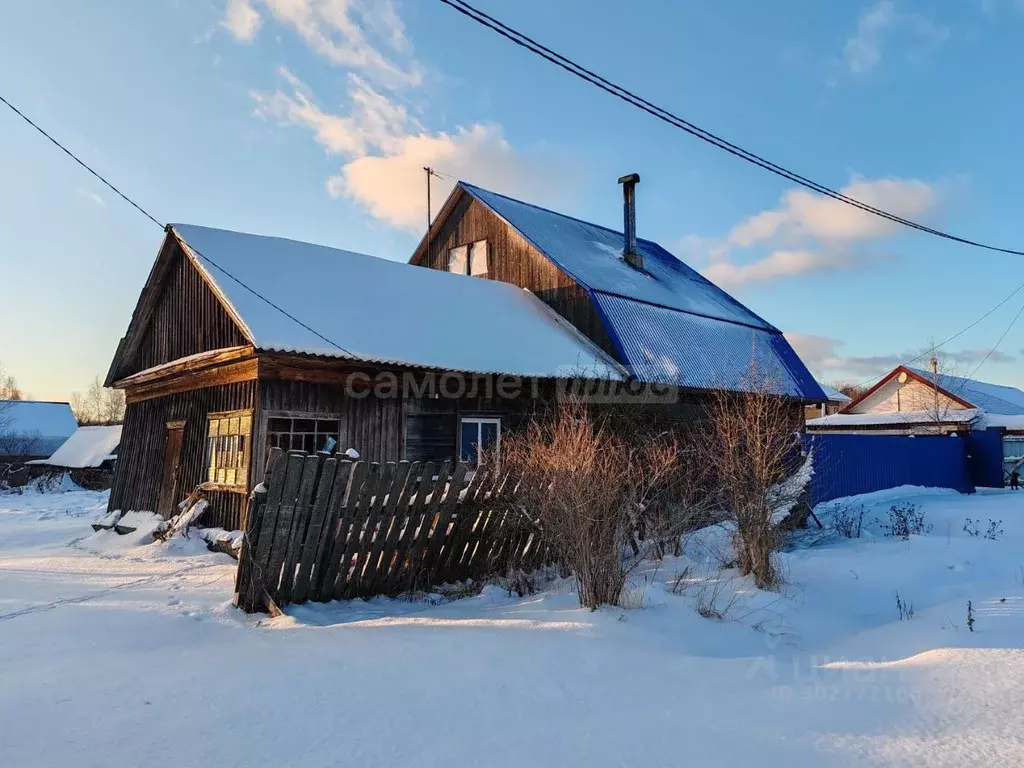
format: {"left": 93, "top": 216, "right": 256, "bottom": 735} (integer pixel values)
{"left": 234, "top": 448, "right": 546, "bottom": 613}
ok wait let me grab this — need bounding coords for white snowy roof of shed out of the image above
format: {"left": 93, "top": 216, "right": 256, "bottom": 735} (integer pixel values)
{"left": 807, "top": 409, "right": 981, "bottom": 427}
{"left": 170, "top": 224, "right": 623, "bottom": 380}
{"left": 818, "top": 383, "right": 851, "bottom": 404}
{"left": 27, "top": 425, "right": 121, "bottom": 468}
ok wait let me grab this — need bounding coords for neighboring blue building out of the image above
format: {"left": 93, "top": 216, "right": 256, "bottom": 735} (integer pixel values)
{"left": 411, "top": 178, "right": 824, "bottom": 402}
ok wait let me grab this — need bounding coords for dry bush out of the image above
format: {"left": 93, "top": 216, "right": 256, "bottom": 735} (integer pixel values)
{"left": 698, "top": 371, "right": 803, "bottom": 590}
{"left": 501, "top": 401, "right": 692, "bottom": 609}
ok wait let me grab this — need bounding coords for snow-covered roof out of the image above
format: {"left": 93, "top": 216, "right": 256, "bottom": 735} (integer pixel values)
{"left": 0, "top": 401, "right": 77, "bottom": 456}
{"left": 456, "top": 184, "right": 824, "bottom": 400}
{"left": 818, "top": 383, "right": 851, "bottom": 404}
{"left": 807, "top": 409, "right": 981, "bottom": 428}
{"left": 905, "top": 367, "right": 1024, "bottom": 415}
{"left": 169, "top": 224, "right": 623, "bottom": 381}
{"left": 27, "top": 425, "right": 121, "bottom": 468}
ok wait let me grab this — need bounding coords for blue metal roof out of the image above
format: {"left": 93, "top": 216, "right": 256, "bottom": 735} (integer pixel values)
{"left": 594, "top": 293, "right": 822, "bottom": 397}
{"left": 460, "top": 182, "right": 824, "bottom": 400}
{"left": 906, "top": 367, "right": 1024, "bottom": 415}
{"left": 462, "top": 183, "right": 774, "bottom": 330}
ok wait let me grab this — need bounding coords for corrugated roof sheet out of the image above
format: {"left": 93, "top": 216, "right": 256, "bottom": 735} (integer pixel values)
{"left": 906, "top": 367, "right": 1024, "bottom": 415}
{"left": 170, "top": 224, "right": 623, "bottom": 381}
{"left": 593, "top": 293, "right": 821, "bottom": 397}
{"left": 460, "top": 183, "right": 823, "bottom": 400}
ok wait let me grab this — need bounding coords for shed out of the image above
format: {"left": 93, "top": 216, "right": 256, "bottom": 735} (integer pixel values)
{"left": 0, "top": 400, "right": 78, "bottom": 459}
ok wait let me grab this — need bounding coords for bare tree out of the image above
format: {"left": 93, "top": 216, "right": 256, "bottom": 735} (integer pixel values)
{"left": 70, "top": 376, "right": 126, "bottom": 425}
{"left": 500, "top": 400, "right": 689, "bottom": 609}
{"left": 910, "top": 348, "right": 978, "bottom": 433}
{"left": 826, "top": 381, "right": 865, "bottom": 401}
{"left": 698, "top": 369, "right": 804, "bottom": 589}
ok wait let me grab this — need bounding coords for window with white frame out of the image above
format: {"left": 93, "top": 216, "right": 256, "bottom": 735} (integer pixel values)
{"left": 447, "top": 240, "right": 488, "bottom": 278}
{"left": 459, "top": 416, "right": 500, "bottom": 467}
{"left": 205, "top": 411, "right": 252, "bottom": 488}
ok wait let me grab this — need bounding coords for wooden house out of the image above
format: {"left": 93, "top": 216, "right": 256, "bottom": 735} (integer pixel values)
{"left": 105, "top": 177, "right": 823, "bottom": 529}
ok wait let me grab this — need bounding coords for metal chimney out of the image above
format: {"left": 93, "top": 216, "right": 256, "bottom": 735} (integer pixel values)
{"left": 618, "top": 173, "right": 642, "bottom": 270}
{"left": 930, "top": 356, "right": 938, "bottom": 375}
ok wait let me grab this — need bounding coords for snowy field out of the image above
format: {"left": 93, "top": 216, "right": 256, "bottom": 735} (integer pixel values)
{"left": 2, "top": 484, "right": 1024, "bottom": 767}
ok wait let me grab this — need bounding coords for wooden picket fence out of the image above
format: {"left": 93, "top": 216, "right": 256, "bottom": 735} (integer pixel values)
{"left": 233, "top": 448, "right": 545, "bottom": 613}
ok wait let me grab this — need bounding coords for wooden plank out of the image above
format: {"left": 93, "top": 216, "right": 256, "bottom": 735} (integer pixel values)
{"left": 422, "top": 462, "right": 467, "bottom": 586}
{"left": 360, "top": 461, "right": 411, "bottom": 596}
{"left": 317, "top": 460, "right": 365, "bottom": 602}
{"left": 336, "top": 462, "right": 382, "bottom": 599}
{"left": 233, "top": 448, "right": 282, "bottom": 609}
{"left": 309, "top": 460, "right": 353, "bottom": 600}
{"left": 436, "top": 468, "right": 488, "bottom": 582}
{"left": 372, "top": 461, "right": 419, "bottom": 594}
{"left": 276, "top": 453, "right": 322, "bottom": 605}
{"left": 404, "top": 460, "right": 451, "bottom": 592}
{"left": 383, "top": 461, "right": 433, "bottom": 594}
{"left": 241, "top": 448, "right": 289, "bottom": 611}
{"left": 261, "top": 452, "right": 306, "bottom": 606}
{"left": 353, "top": 462, "right": 396, "bottom": 597}
{"left": 291, "top": 457, "right": 338, "bottom": 603}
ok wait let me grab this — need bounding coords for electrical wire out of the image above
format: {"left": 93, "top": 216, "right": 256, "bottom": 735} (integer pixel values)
{"left": 438, "top": 0, "right": 1024, "bottom": 257}
{"left": 0, "top": 93, "right": 360, "bottom": 361}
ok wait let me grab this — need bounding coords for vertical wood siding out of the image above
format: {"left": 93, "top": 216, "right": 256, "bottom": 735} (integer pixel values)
{"left": 123, "top": 241, "right": 247, "bottom": 378}
{"left": 255, "top": 380, "right": 404, "bottom": 477}
{"left": 109, "top": 381, "right": 257, "bottom": 530}
{"left": 419, "top": 195, "right": 620, "bottom": 359}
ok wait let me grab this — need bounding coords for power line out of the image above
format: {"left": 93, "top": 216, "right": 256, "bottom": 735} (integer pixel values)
{"left": 438, "top": 0, "right": 1024, "bottom": 258}
{"left": 0, "top": 93, "right": 360, "bottom": 362}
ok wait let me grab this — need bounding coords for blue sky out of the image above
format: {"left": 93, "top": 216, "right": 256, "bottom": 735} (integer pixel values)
{"left": 2, "top": 0, "right": 1024, "bottom": 401}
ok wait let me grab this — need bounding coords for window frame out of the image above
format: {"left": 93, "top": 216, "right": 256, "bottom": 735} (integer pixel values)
{"left": 203, "top": 409, "right": 254, "bottom": 493}
{"left": 446, "top": 239, "right": 489, "bottom": 278}
{"left": 459, "top": 415, "right": 501, "bottom": 467}
{"left": 261, "top": 410, "right": 343, "bottom": 462}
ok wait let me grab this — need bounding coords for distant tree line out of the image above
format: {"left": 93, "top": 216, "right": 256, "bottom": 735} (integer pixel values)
{"left": 70, "top": 377, "right": 125, "bottom": 426}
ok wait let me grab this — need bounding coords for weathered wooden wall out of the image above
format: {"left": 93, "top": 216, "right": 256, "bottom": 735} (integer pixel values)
{"left": 253, "top": 380, "right": 404, "bottom": 479}
{"left": 113, "top": 238, "right": 247, "bottom": 381}
{"left": 109, "top": 381, "right": 257, "bottom": 529}
{"left": 415, "top": 194, "right": 619, "bottom": 359}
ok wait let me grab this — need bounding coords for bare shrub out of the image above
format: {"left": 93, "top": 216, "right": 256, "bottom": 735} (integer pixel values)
{"left": 832, "top": 504, "right": 867, "bottom": 539}
{"left": 879, "top": 503, "right": 931, "bottom": 539}
{"left": 694, "top": 568, "right": 740, "bottom": 620}
{"left": 896, "top": 591, "right": 915, "bottom": 620}
{"left": 500, "top": 401, "right": 686, "bottom": 609}
{"left": 698, "top": 371, "right": 803, "bottom": 589}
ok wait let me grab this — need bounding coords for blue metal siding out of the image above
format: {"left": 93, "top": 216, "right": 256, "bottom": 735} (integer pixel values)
{"left": 966, "top": 430, "right": 1006, "bottom": 488}
{"left": 803, "top": 433, "right": 974, "bottom": 506}
{"left": 594, "top": 292, "right": 825, "bottom": 398}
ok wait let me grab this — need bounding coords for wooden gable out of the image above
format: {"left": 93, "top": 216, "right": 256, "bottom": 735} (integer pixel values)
{"left": 842, "top": 366, "right": 977, "bottom": 414}
{"left": 106, "top": 232, "right": 251, "bottom": 385}
{"left": 409, "top": 187, "right": 619, "bottom": 360}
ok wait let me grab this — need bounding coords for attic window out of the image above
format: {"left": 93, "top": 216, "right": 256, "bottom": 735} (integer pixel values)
{"left": 447, "top": 240, "right": 488, "bottom": 278}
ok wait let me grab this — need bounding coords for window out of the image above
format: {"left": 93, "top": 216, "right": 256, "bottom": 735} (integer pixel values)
{"left": 265, "top": 416, "right": 340, "bottom": 456}
{"left": 447, "top": 240, "right": 488, "bottom": 278}
{"left": 459, "top": 416, "right": 500, "bottom": 467}
{"left": 205, "top": 411, "right": 252, "bottom": 488}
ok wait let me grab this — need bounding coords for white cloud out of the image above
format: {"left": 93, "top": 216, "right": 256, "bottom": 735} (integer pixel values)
{"left": 728, "top": 178, "right": 937, "bottom": 247}
{"left": 784, "top": 333, "right": 1014, "bottom": 381}
{"left": 221, "top": 0, "right": 262, "bottom": 42}
{"left": 224, "top": 0, "right": 420, "bottom": 89}
{"left": 842, "top": 1, "right": 950, "bottom": 75}
{"left": 704, "top": 250, "right": 844, "bottom": 290}
{"left": 844, "top": 0, "right": 896, "bottom": 74}
{"left": 696, "top": 177, "right": 938, "bottom": 289}
{"left": 252, "top": 68, "right": 566, "bottom": 231}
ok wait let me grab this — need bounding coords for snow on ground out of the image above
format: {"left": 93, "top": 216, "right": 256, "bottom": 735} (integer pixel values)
{"left": 2, "top": 482, "right": 1024, "bottom": 767}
